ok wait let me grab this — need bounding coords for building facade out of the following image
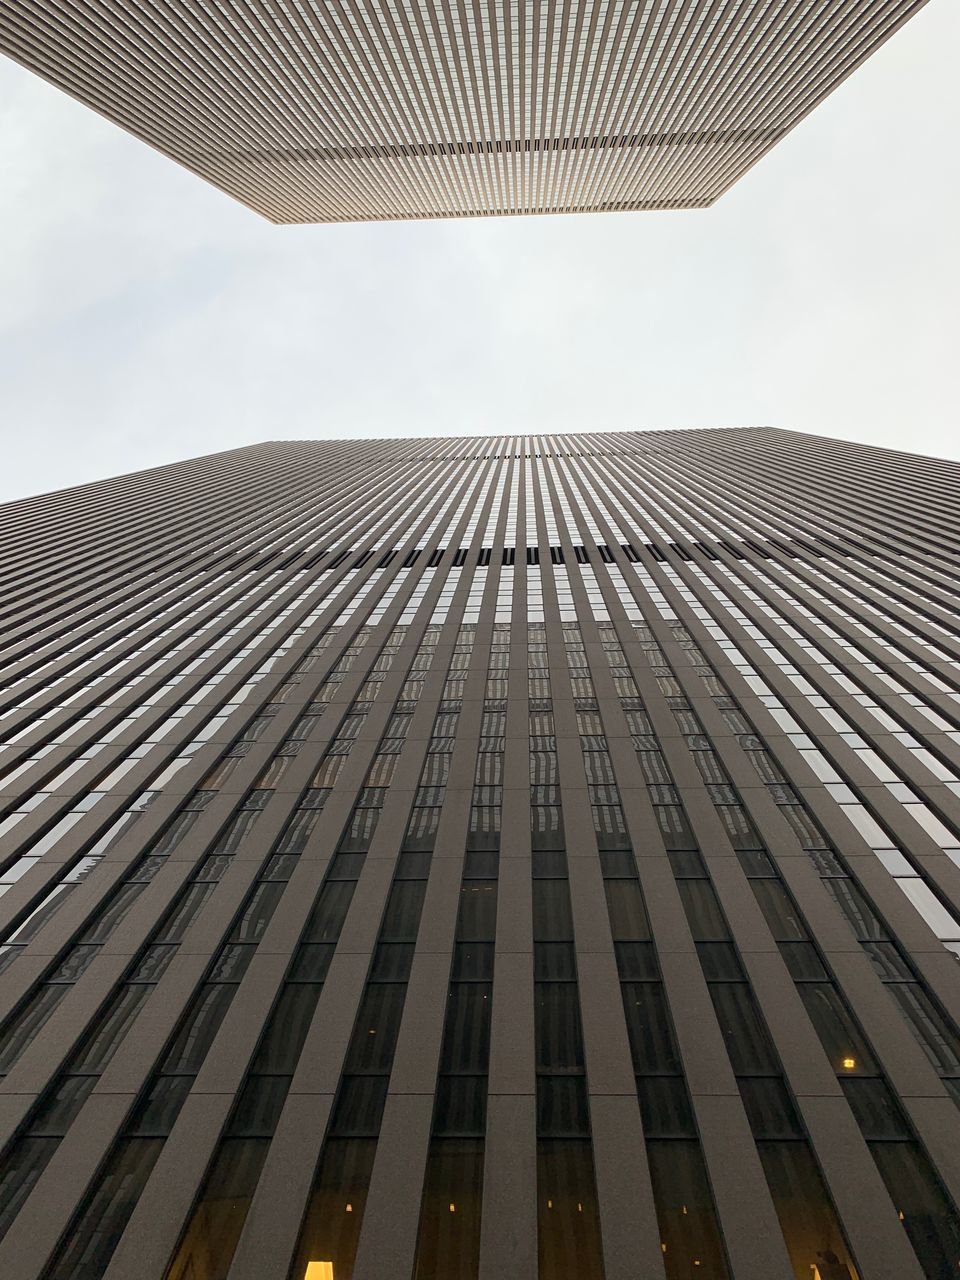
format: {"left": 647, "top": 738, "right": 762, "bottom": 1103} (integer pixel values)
{"left": 1, "top": 2, "right": 929, "bottom": 222}
{"left": 0, "top": 427, "right": 958, "bottom": 1279}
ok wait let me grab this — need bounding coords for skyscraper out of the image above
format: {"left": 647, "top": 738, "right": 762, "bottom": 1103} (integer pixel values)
{"left": 0, "top": 427, "right": 958, "bottom": 1280}
{"left": 1, "top": 2, "right": 929, "bottom": 222}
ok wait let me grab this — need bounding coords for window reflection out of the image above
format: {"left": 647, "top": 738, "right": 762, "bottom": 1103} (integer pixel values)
{"left": 758, "top": 1143, "right": 858, "bottom": 1280}
{"left": 869, "top": 1142, "right": 960, "bottom": 1279}
{"left": 166, "top": 1139, "right": 270, "bottom": 1280}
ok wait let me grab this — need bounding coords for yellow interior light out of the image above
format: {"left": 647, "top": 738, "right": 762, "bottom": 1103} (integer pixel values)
{"left": 305, "top": 1264, "right": 334, "bottom": 1280}
{"left": 345, "top": 1203, "right": 353, "bottom": 1213}
{"left": 449, "top": 1203, "right": 456, "bottom": 1213}
{"left": 842, "top": 1057, "right": 856, "bottom": 1070}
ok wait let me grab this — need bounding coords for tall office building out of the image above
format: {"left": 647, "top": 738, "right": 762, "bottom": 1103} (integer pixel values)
{"left": 0, "top": 427, "right": 959, "bottom": 1280}
{"left": 1, "top": 2, "right": 929, "bottom": 222}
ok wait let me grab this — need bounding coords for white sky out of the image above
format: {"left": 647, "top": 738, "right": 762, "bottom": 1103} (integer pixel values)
{"left": 1, "top": 1, "right": 958, "bottom": 503}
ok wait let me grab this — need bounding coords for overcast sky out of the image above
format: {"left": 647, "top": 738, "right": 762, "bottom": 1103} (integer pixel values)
{"left": 1, "top": 1, "right": 957, "bottom": 503}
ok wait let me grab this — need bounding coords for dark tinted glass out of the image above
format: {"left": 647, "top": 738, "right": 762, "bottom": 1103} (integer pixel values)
{"left": 433, "top": 1077, "right": 487, "bottom": 1137}
{"left": 603, "top": 879, "right": 651, "bottom": 940}
{"left": 677, "top": 880, "right": 730, "bottom": 940}
{"left": 456, "top": 883, "right": 498, "bottom": 940}
{"left": 345, "top": 985, "right": 407, "bottom": 1072}
{"left": 303, "top": 882, "right": 355, "bottom": 940}
{"left": 839, "top": 1078, "right": 909, "bottom": 1138}
{"left": 797, "top": 984, "right": 877, "bottom": 1075}
{"left": 537, "top": 1140, "right": 604, "bottom": 1280}
{"left": 533, "top": 881, "right": 573, "bottom": 941}
{"left": 414, "top": 1139, "right": 484, "bottom": 1280}
{"left": 440, "top": 986, "right": 492, "bottom": 1074}
{"left": 647, "top": 1140, "right": 730, "bottom": 1279}
{"left": 621, "top": 983, "right": 680, "bottom": 1073}
{"left": 738, "top": 1077, "right": 803, "bottom": 1138}
{"left": 330, "top": 1076, "right": 388, "bottom": 1136}
{"left": 292, "top": 1139, "right": 376, "bottom": 1280}
{"left": 228, "top": 1076, "right": 289, "bottom": 1136}
{"left": 636, "top": 1077, "right": 695, "bottom": 1138}
{"left": 758, "top": 1142, "right": 856, "bottom": 1280}
{"left": 535, "top": 984, "right": 584, "bottom": 1071}
{"left": 708, "top": 983, "right": 780, "bottom": 1074}
{"left": 251, "top": 984, "right": 321, "bottom": 1072}
{"left": 537, "top": 1076, "right": 589, "bottom": 1136}
{"left": 870, "top": 1141, "right": 960, "bottom": 1278}
{"left": 45, "top": 1138, "right": 165, "bottom": 1279}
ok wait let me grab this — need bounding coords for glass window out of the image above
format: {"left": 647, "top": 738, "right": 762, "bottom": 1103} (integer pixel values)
{"left": 621, "top": 983, "right": 680, "bottom": 1074}
{"left": 433, "top": 1078, "right": 487, "bottom": 1137}
{"left": 677, "top": 881, "right": 730, "bottom": 940}
{"left": 0, "top": 986, "right": 70, "bottom": 1074}
{"left": 44, "top": 1138, "right": 163, "bottom": 1276}
{"left": 708, "top": 984, "right": 780, "bottom": 1074}
{"left": 655, "top": 806, "right": 698, "bottom": 850}
{"left": 751, "top": 881, "right": 808, "bottom": 941}
{"left": 531, "top": 806, "right": 565, "bottom": 850}
{"left": 827, "top": 881, "right": 886, "bottom": 940}
{"left": 777, "top": 942, "right": 828, "bottom": 981}
{"left": 695, "top": 943, "right": 743, "bottom": 981}
{"left": 603, "top": 880, "right": 651, "bottom": 940}
{"left": 533, "top": 881, "right": 574, "bottom": 941}
{"left": 330, "top": 1076, "right": 388, "bottom": 1137}
{"left": 839, "top": 1079, "right": 909, "bottom": 1139}
{"left": 668, "top": 849, "right": 707, "bottom": 877}
{"left": 0, "top": 1136, "right": 59, "bottom": 1237}
{"left": 456, "top": 883, "right": 498, "bottom": 941}
{"left": 29, "top": 1076, "right": 97, "bottom": 1137}
{"left": 370, "top": 942, "right": 414, "bottom": 981}
{"left": 291, "top": 1138, "right": 376, "bottom": 1280}
{"left": 304, "top": 882, "right": 356, "bottom": 941}
{"left": 345, "top": 985, "right": 407, "bottom": 1073}
{"left": 381, "top": 881, "right": 427, "bottom": 941}
{"left": 537, "top": 1076, "right": 589, "bottom": 1136}
{"left": 414, "top": 1139, "right": 484, "bottom": 1280}
{"left": 79, "top": 882, "right": 147, "bottom": 944}
{"left": 883, "top": 983, "right": 960, "bottom": 1073}
{"left": 440, "top": 985, "right": 492, "bottom": 1074}
{"left": 452, "top": 943, "right": 494, "bottom": 981}
{"left": 797, "top": 985, "right": 877, "bottom": 1075}
{"left": 228, "top": 1076, "right": 289, "bottom": 1137}
{"left": 289, "top": 944, "right": 335, "bottom": 981}
{"left": 647, "top": 1140, "right": 730, "bottom": 1279}
{"left": 162, "top": 984, "right": 236, "bottom": 1074}
{"left": 636, "top": 1077, "right": 695, "bottom": 1138}
{"left": 758, "top": 1142, "right": 857, "bottom": 1280}
{"left": 535, "top": 943, "right": 578, "bottom": 981}
{"left": 739, "top": 1078, "right": 803, "bottom": 1138}
{"left": 535, "top": 985, "right": 584, "bottom": 1071}
{"left": 127, "top": 1075, "right": 194, "bottom": 1136}
{"left": 155, "top": 883, "right": 216, "bottom": 944}
{"left": 72, "top": 984, "right": 152, "bottom": 1073}
{"left": 229, "top": 883, "right": 285, "bottom": 943}
{"left": 537, "top": 1140, "right": 604, "bottom": 1280}
{"left": 870, "top": 1141, "right": 960, "bottom": 1277}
